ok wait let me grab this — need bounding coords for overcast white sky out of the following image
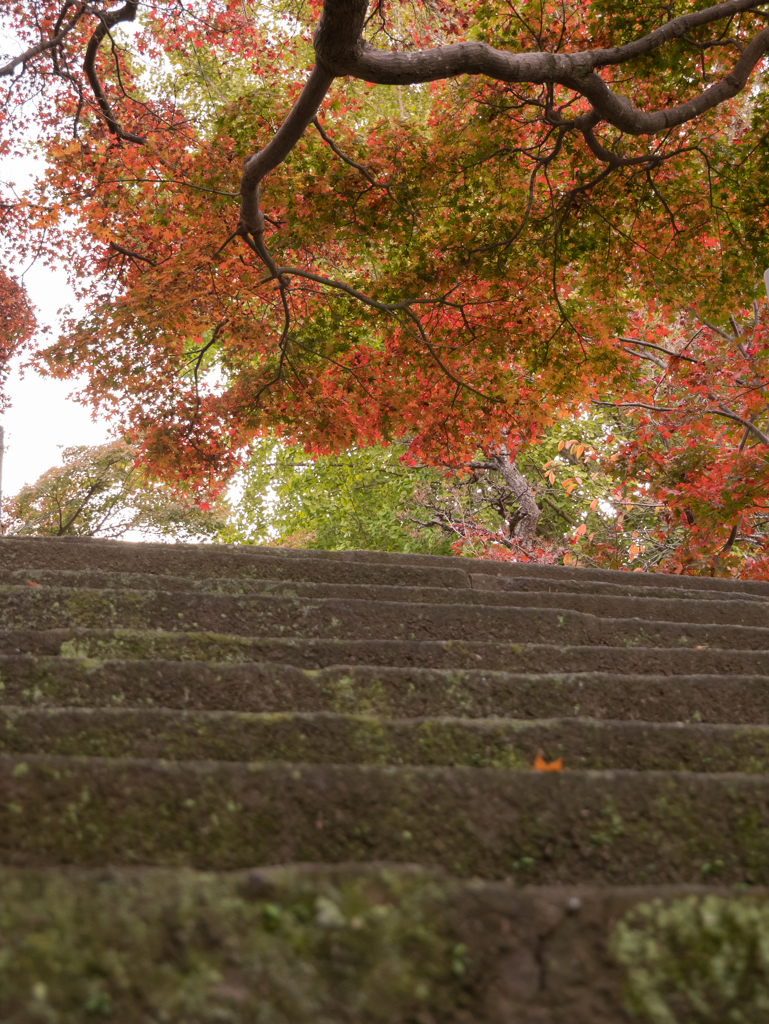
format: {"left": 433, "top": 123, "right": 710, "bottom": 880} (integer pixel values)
{"left": 2, "top": 157, "right": 112, "bottom": 499}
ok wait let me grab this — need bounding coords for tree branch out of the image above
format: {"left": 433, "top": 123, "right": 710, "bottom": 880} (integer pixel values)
{"left": 82, "top": 0, "right": 145, "bottom": 144}
{"left": 238, "top": 65, "right": 334, "bottom": 238}
{"left": 618, "top": 336, "right": 699, "bottom": 362}
{"left": 108, "top": 240, "right": 155, "bottom": 265}
{"left": 0, "top": 2, "right": 87, "bottom": 76}
{"left": 236, "top": 0, "right": 769, "bottom": 256}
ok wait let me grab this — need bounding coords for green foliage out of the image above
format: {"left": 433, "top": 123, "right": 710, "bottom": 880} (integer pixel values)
{"left": 222, "top": 437, "right": 453, "bottom": 554}
{"left": 4, "top": 440, "right": 228, "bottom": 540}
{"left": 611, "top": 895, "right": 769, "bottom": 1023}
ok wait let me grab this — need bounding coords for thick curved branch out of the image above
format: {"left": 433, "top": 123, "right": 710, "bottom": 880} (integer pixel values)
{"left": 339, "top": 19, "right": 769, "bottom": 135}
{"left": 239, "top": 0, "right": 769, "bottom": 250}
{"left": 232, "top": 0, "right": 769, "bottom": 403}
{"left": 108, "top": 240, "right": 155, "bottom": 265}
{"left": 315, "top": 0, "right": 768, "bottom": 101}
{"left": 83, "top": 0, "right": 145, "bottom": 143}
{"left": 238, "top": 65, "right": 334, "bottom": 237}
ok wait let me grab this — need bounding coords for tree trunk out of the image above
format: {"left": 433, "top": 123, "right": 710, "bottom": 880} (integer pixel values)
{"left": 492, "top": 452, "right": 541, "bottom": 545}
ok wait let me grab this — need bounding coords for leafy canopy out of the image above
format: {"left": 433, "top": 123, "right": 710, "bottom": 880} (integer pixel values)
{"left": 4, "top": 0, "right": 769, "bottom": 574}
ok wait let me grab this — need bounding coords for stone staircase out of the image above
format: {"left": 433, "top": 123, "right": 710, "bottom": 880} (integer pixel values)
{"left": 2, "top": 535, "right": 769, "bottom": 1022}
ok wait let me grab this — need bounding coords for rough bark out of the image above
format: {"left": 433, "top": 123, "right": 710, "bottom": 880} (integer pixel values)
{"left": 491, "top": 453, "right": 541, "bottom": 546}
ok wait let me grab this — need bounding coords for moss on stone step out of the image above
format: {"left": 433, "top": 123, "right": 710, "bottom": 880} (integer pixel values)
{"left": 612, "top": 892, "right": 769, "bottom": 1022}
{"left": 9, "top": 572, "right": 769, "bottom": 625}
{"left": 7, "top": 707, "right": 769, "bottom": 774}
{"left": 2, "top": 655, "right": 769, "bottom": 723}
{"left": 0, "top": 864, "right": 465, "bottom": 1024}
{"left": 3, "top": 755, "right": 769, "bottom": 884}
{"left": 0, "top": 864, "right": 768, "bottom": 1023}
{"left": 3, "top": 629, "right": 768, "bottom": 677}
{"left": 2, "top": 585, "right": 768, "bottom": 649}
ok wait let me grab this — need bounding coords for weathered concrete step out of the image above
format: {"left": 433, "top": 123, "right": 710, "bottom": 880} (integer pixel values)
{"left": 5, "top": 545, "right": 475, "bottom": 590}
{"left": 3, "top": 656, "right": 768, "bottom": 723}
{"left": 5, "top": 706, "right": 769, "bottom": 772}
{"left": 2, "top": 865, "right": 761, "bottom": 1024}
{"left": 3, "top": 586, "right": 769, "bottom": 649}
{"left": 470, "top": 571, "right": 769, "bottom": 602}
{"left": 12, "top": 571, "right": 769, "bottom": 625}
{"left": 15, "top": 564, "right": 769, "bottom": 609}
{"left": 5, "top": 630, "right": 768, "bottom": 676}
{"left": 2, "top": 754, "right": 769, "bottom": 885}
{"left": 5, "top": 535, "right": 769, "bottom": 596}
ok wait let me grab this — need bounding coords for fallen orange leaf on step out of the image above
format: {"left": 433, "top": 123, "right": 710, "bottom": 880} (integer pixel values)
{"left": 27, "top": 580, "right": 41, "bottom": 587}
{"left": 534, "top": 749, "right": 563, "bottom": 772}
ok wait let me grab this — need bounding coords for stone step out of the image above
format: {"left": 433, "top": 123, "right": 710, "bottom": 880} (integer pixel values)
{"left": 2, "top": 586, "right": 768, "bottom": 649}
{"left": 3, "top": 656, "right": 768, "bottom": 722}
{"left": 4, "top": 706, "right": 769, "bottom": 772}
{"left": 2, "top": 754, "right": 768, "bottom": 884}
{"left": 5, "top": 534, "right": 769, "bottom": 1019}
{"left": 5, "top": 628, "right": 767, "bottom": 675}
{"left": 469, "top": 571, "right": 769, "bottom": 602}
{"left": 11, "top": 571, "right": 769, "bottom": 624}
{"left": 5, "top": 534, "right": 769, "bottom": 595}
{"left": 1, "top": 863, "right": 761, "bottom": 1024}
{"left": 1, "top": 539, "right": 473, "bottom": 589}
{"left": 14, "top": 565, "right": 769, "bottom": 609}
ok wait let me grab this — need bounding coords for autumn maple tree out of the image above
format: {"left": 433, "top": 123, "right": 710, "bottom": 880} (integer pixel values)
{"left": 3, "top": 0, "right": 769, "bottom": 572}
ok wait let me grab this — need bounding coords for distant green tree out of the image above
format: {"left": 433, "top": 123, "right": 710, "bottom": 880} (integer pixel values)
{"left": 4, "top": 441, "right": 228, "bottom": 540}
{"left": 222, "top": 437, "right": 454, "bottom": 554}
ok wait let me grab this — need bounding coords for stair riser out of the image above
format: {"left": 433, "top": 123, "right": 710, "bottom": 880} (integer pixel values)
{"left": 2, "top": 755, "right": 769, "bottom": 885}
{"left": 5, "top": 708, "right": 769, "bottom": 772}
{"left": 5, "top": 533, "right": 769, "bottom": 1019}
{"left": 6, "top": 536, "right": 769, "bottom": 594}
{"left": 3, "top": 589, "right": 768, "bottom": 649}
{"left": 2, "top": 656, "right": 769, "bottom": 722}
{"left": 3, "top": 630, "right": 767, "bottom": 676}
{"left": 13, "top": 570, "right": 769, "bottom": 620}
{"left": 2, "top": 544, "right": 472, "bottom": 589}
